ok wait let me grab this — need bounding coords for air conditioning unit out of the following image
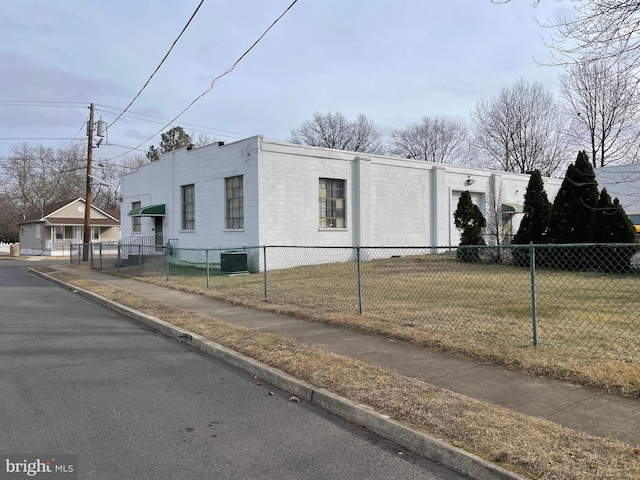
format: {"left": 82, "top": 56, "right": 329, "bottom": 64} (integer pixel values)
{"left": 220, "top": 251, "right": 248, "bottom": 274}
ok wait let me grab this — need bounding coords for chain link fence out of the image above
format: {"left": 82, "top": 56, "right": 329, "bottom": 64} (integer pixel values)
{"left": 74, "top": 242, "right": 640, "bottom": 361}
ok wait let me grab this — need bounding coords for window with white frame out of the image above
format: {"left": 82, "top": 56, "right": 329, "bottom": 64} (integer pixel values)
{"left": 36, "top": 224, "right": 41, "bottom": 240}
{"left": 91, "top": 226, "right": 100, "bottom": 241}
{"left": 225, "top": 175, "right": 244, "bottom": 229}
{"left": 319, "top": 178, "right": 345, "bottom": 228}
{"left": 181, "top": 184, "right": 195, "bottom": 230}
{"left": 132, "top": 201, "right": 142, "bottom": 233}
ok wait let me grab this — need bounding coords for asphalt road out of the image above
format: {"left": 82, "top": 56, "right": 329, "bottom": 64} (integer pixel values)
{"left": 0, "top": 260, "right": 469, "bottom": 480}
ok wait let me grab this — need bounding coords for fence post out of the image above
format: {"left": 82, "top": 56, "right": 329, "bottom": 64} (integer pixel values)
{"left": 138, "top": 244, "right": 142, "bottom": 277}
{"left": 78, "top": 245, "right": 81, "bottom": 264}
{"left": 206, "top": 249, "right": 210, "bottom": 289}
{"left": 529, "top": 242, "right": 538, "bottom": 346}
{"left": 263, "top": 246, "right": 268, "bottom": 301}
{"left": 117, "top": 244, "right": 121, "bottom": 271}
{"left": 357, "top": 247, "right": 363, "bottom": 314}
{"left": 90, "top": 243, "right": 94, "bottom": 269}
{"left": 165, "top": 245, "right": 169, "bottom": 281}
{"left": 99, "top": 243, "right": 103, "bottom": 271}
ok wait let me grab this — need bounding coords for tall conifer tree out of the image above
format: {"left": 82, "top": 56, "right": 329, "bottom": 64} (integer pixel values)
{"left": 547, "top": 151, "right": 599, "bottom": 243}
{"left": 513, "top": 170, "right": 552, "bottom": 244}
{"left": 588, "top": 189, "right": 636, "bottom": 243}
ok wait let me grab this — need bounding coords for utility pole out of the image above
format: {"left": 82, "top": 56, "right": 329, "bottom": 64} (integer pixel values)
{"left": 83, "top": 103, "right": 94, "bottom": 261}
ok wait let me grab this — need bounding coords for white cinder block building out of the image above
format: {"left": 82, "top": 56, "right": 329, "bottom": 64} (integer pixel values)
{"left": 120, "top": 136, "right": 562, "bottom": 270}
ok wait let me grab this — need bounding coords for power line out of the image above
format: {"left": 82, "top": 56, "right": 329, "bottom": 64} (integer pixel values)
{"left": 0, "top": 102, "right": 87, "bottom": 109}
{"left": 170, "top": 0, "right": 299, "bottom": 128}
{"left": 0, "top": 102, "right": 89, "bottom": 143}
{"left": 0, "top": 100, "right": 87, "bottom": 105}
{"left": 73, "top": 113, "right": 91, "bottom": 141}
{"left": 107, "top": 0, "right": 205, "bottom": 131}
{"left": 104, "top": 143, "right": 147, "bottom": 153}
{"left": 96, "top": 104, "right": 251, "bottom": 138}
{"left": 96, "top": 109, "right": 247, "bottom": 140}
{"left": 0, "top": 137, "right": 79, "bottom": 140}
{"left": 106, "top": 0, "right": 299, "bottom": 162}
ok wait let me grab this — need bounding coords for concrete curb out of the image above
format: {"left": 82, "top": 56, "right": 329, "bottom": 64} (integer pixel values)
{"left": 30, "top": 268, "right": 529, "bottom": 480}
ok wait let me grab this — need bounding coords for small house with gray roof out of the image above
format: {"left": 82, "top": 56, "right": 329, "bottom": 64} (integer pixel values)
{"left": 18, "top": 198, "right": 120, "bottom": 256}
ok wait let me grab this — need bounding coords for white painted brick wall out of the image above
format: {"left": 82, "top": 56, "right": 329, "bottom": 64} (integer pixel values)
{"left": 121, "top": 138, "right": 260, "bottom": 248}
{"left": 121, "top": 135, "right": 565, "bottom": 258}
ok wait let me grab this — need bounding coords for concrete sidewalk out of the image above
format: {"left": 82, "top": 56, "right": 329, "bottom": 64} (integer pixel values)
{"left": 44, "top": 264, "right": 639, "bottom": 447}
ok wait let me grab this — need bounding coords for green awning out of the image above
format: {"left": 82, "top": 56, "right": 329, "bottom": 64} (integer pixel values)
{"left": 502, "top": 203, "right": 523, "bottom": 214}
{"left": 128, "top": 204, "right": 165, "bottom": 217}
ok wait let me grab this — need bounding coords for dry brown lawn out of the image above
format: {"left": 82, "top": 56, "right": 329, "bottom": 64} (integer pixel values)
{"left": 42, "top": 269, "right": 640, "bottom": 480}
{"left": 125, "top": 254, "right": 640, "bottom": 397}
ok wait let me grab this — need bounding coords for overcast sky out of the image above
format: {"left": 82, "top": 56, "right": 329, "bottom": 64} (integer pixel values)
{"left": 0, "top": 0, "right": 576, "bottom": 163}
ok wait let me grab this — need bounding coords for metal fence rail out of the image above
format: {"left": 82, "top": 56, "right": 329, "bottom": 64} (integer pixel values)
{"left": 74, "top": 242, "right": 640, "bottom": 361}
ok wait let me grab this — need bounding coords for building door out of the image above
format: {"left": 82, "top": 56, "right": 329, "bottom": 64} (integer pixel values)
{"left": 450, "top": 190, "right": 485, "bottom": 247}
{"left": 154, "top": 217, "right": 163, "bottom": 248}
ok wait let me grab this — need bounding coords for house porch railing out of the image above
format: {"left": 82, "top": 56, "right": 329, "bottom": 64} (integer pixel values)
{"left": 48, "top": 239, "right": 120, "bottom": 254}
{"left": 46, "top": 239, "right": 75, "bottom": 253}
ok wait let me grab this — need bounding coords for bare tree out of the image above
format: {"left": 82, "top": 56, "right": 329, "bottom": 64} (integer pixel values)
{"left": 471, "top": 78, "right": 570, "bottom": 176}
{"left": 92, "top": 162, "right": 124, "bottom": 211}
{"left": 0, "top": 143, "right": 149, "bottom": 236}
{"left": 0, "top": 194, "right": 20, "bottom": 242}
{"left": 92, "top": 153, "right": 150, "bottom": 210}
{"left": 485, "top": 174, "right": 506, "bottom": 250}
{"left": 190, "top": 131, "right": 218, "bottom": 147}
{"left": 493, "top": 0, "right": 640, "bottom": 66}
{"left": 120, "top": 152, "right": 149, "bottom": 173}
{"left": 547, "top": 1, "right": 640, "bottom": 66}
{"left": 560, "top": 59, "right": 640, "bottom": 167}
{"left": 0, "top": 142, "right": 86, "bottom": 218}
{"left": 388, "top": 116, "right": 471, "bottom": 164}
{"left": 289, "top": 112, "right": 386, "bottom": 154}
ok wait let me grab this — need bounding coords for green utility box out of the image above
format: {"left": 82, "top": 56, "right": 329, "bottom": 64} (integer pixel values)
{"left": 220, "top": 251, "right": 248, "bottom": 274}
